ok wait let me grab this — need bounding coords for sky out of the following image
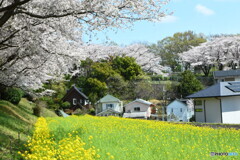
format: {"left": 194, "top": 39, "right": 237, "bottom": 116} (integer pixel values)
{"left": 83, "top": 0, "right": 240, "bottom": 45}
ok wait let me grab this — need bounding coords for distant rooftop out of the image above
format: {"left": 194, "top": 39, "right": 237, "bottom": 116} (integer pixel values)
{"left": 97, "top": 94, "right": 121, "bottom": 103}
{"left": 213, "top": 70, "right": 240, "bottom": 78}
{"left": 187, "top": 82, "right": 240, "bottom": 98}
{"left": 126, "top": 99, "right": 153, "bottom": 106}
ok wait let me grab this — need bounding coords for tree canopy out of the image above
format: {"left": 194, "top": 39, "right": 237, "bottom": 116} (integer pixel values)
{"left": 112, "top": 56, "right": 142, "bottom": 80}
{"left": 150, "top": 31, "right": 206, "bottom": 72}
{"left": 0, "top": 0, "right": 171, "bottom": 91}
{"left": 180, "top": 35, "right": 240, "bottom": 76}
{"left": 75, "top": 56, "right": 144, "bottom": 103}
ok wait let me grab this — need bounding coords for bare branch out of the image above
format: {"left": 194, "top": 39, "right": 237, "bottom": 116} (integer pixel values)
{"left": 0, "top": 0, "right": 31, "bottom": 12}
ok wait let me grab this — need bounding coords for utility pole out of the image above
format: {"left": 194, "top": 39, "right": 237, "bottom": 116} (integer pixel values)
{"left": 162, "top": 86, "right": 166, "bottom": 121}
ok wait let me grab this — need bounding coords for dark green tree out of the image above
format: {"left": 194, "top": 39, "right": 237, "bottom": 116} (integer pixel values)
{"left": 106, "top": 74, "right": 128, "bottom": 98}
{"left": 2, "top": 87, "right": 24, "bottom": 104}
{"left": 83, "top": 78, "right": 108, "bottom": 103}
{"left": 75, "top": 56, "right": 144, "bottom": 102}
{"left": 178, "top": 70, "right": 203, "bottom": 98}
{"left": 91, "top": 62, "right": 117, "bottom": 81}
{"left": 112, "top": 56, "right": 143, "bottom": 80}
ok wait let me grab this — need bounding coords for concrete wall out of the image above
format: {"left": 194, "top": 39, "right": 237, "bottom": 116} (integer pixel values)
{"left": 205, "top": 99, "right": 221, "bottom": 123}
{"left": 194, "top": 99, "right": 205, "bottom": 122}
{"left": 195, "top": 97, "right": 240, "bottom": 124}
{"left": 221, "top": 96, "right": 240, "bottom": 124}
{"left": 194, "top": 98, "right": 221, "bottom": 123}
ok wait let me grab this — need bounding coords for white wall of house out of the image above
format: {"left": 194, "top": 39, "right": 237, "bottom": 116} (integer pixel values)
{"left": 221, "top": 96, "right": 240, "bottom": 124}
{"left": 167, "top": 101, "right": 190, "bottom": 122}
{"left": 205, "top": 99, "right": 221, "bottom": 123}
{"left": 194, "top": 98, "right": 222, "bottom": 123}
{"left": 101, "top": 102, "right": 122, "bottom": 112}
{"left": 124, "top": 101, "right": 151, "bottom": 118}
{"left": 125, "top": 102, "right": 149, "bottom": 112}
{"left": 195, "top": 97, "right": 240, "bottom": 124}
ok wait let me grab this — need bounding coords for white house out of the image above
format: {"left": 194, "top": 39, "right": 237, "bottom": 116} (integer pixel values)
{"left": 187, "top": 81, "right": 240, "bottom": 124}
{"left": 95, "top": 94, "right": 123, "bottom": 116}
{"left": 213, "top": 70, "right": 240, "bottom": 83}
{"left": 123, "top": 99, "right": 155, "bottom": 119}
{"left": 166, "top": 99, "right": 194, "bottom": 122}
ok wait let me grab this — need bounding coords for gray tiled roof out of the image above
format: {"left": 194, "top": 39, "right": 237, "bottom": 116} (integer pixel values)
{"left": 187, "top": 82, "right": 240, "bottom": 98}
{"left": 213, "top": 70, "right": 240, "bottom": 78}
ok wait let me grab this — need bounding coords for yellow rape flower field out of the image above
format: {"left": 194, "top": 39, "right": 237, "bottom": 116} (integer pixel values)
{"left": 20, "top": 115, "right": 240, "bottom": 160}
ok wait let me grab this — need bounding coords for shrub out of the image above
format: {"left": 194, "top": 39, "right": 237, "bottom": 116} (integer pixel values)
{"left": 189, "top": 115, "right": 196, "bottom": 122}
{"left": 33, "top": 100, "right": 46, "bottom": 117}
{"left": 2, "top": 87, "right": 23, "bottom": 104}
{"left": 23, "top": 92, "right": 36, "bottom": 102}
{"left": 88, "top": 108, "right": 95, "bottom": 115}
{"left": 33, "top": 106, "right": 42, "bottom": 117}
{"left": 61, "top": 101, "right": 71, "bottom": 109}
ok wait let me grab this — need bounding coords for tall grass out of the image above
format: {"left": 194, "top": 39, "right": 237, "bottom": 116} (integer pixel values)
{"left": 42, "top": 115, "right": 240, "bottom": 160}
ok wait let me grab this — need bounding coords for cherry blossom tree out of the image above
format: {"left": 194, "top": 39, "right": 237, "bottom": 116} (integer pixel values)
{"left": 180, "top": 35, "right": 240, "bottom": 76}
{"left": 0, "top": 0, "right": 171, "bottom": 90}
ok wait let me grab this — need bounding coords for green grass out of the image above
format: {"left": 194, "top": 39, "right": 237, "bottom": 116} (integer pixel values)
{"left": 44, "top": 115, "right": 240, "bottom": 160}
{"left": 0, "top": 98, "right": 57, "bottom": 160}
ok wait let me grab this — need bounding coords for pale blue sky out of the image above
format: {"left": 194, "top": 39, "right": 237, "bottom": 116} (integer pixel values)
{"left": 83, "top": 0, "right": 240, "bottom": 45}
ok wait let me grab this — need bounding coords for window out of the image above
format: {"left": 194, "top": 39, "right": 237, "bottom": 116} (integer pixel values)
{"left": 171, "top": 108, "right": 173, "bottom": 113}
{"left": 73, "top": 98, "right": 77, "bottom": 105}
{"left": 180, "top": 108, "right": 182, "bottom": 112}
{"left": 134, "top": 107, "right": 140, "bottom": 111}
{"left": 106, "top": 104, "right": 113, "bottom": 109}
{"left": 80, "top": 99, "right": 82, "bottom": 104}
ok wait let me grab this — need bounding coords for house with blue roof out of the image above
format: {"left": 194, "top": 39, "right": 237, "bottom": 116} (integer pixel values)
{"left": 187, "top": 82, "right": 240, "bottom": 124}
{"left": 95, "top": 94, "right": 123, "bottom": 116}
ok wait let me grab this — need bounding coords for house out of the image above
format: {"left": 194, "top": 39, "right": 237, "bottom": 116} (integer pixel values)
{"left": 213, "top": 70, "right": 240, "bottom": 83}
{"left": 187, "top": 81, "right": 240, "bottom": 124}
{"left": 166, "top": 99, "right": 194, "bottom": 122}
{"left": 62, "top": 86, "right": 89, "bottom": 110}
{"left": 95, "top": 94, "right": 123, "bottom": 116}
{"left": 123, "top": 99, "right": 155, "bottom": 119}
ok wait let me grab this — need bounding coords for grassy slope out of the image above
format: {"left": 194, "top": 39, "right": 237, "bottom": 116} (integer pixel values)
{"left": 0, "top": 98, "right": 57, "bottom": 160}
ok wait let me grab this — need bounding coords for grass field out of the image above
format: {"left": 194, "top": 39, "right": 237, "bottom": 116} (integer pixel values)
{"left": 0, "top": 98, "right": 57, "bottom": 160}
{"left": 22, "top": 115, "right": 240, "bottom": 160}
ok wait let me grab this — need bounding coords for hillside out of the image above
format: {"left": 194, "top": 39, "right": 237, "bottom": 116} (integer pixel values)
{"left": 0, "top": 98, "right": 57, "bottom": 160}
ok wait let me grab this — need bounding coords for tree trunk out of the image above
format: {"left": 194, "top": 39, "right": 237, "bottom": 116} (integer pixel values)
{"left": 201, "top": 65, "right": 211, "bottom": 76}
